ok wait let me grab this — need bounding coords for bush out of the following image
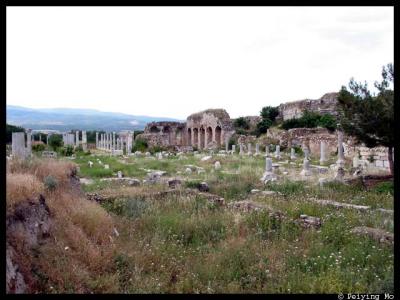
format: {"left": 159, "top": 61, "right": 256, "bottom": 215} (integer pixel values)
{"left": 44, "top": 175, "right": 58, "bottom": 191}
{"left": 32, "top": 144, "right": 46, "bottom": 152}
{"left": 48, "top": 134, "right": 63, "bottom": 151}
{"left": 149, "top": 145, "right": 167, "bottom": 154}
{"left": 132, "top": 138, "right": 148, "bottom": 152}
{"left": 60, "top": 145, "right": 74, "bottom": 156}
{"left": 373, "top": 181, "right": 393, "bottom": 195}
{"left": 255, "top": 119, "right": 272, "bottom": 136}
{"left": 234, "top": 117, "right": 250, "bottom": 130}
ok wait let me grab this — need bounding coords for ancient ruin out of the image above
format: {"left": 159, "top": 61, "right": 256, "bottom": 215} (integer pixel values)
{"left": 136, "top": 109, "right": 235, "bottom": 150}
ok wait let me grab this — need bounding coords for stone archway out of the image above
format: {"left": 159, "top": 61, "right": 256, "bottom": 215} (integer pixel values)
{"left": 187, "top": 128, "right": 192, "bottom": 146}
{"left": 175, "top": 128, "right": 183, "bottom": 145}
{"left": 150, "top": 126, "right": 160, "bottom": 133}
{"left": 206, "top": 126, "right": 212, "bottom": 147}
{"left": 215, "top": 126, "right": 222, "bottom": 147}
{"left": 163, "top": 126, "right": 172, "bottom": 144}
{"left": 199, "top": 127, "right": 205, "bottom": 150}
{"left": 193, "top": 128, "right": 199, "bottom": 147}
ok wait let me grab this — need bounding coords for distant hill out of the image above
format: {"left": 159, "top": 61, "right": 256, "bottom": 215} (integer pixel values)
{"left": 6, "top": 105, "right": 183, "bottom": 131}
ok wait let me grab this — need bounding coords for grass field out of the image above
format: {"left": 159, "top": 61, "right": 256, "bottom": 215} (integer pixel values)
{"left": 7, "top": 150, "right": 394, "bottom": 293}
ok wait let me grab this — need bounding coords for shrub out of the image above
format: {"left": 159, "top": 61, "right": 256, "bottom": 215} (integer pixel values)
{"left": 373, "top": 181, "right": 393, "bottom": 195}
{"left": 60, "top": 145, "right": 74, "bottom": 156}
{"left": 255, "top": 119, "right": 272, "bottom": 136}
{"left": 234, "top": 117, "right": 250, "bottom": 130}
{"left": 32, "top": 143, "right": 46, "bottom": 152}
{"left": 132, "top": 138, "right": 148, "bottom": 152}
{"left": 44, "top": 175, "right": 58, "bottom": 191}
{"left": 48, "top": 134, "right": 63, "bottom": 151}
{"left": 149, "top": 145, "right": 167, "bottom": 154}
{"left": 281, "top": 110, "right": 337, "bottom": 131}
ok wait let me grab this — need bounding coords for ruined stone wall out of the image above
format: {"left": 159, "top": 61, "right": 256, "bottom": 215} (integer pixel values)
{"left": 278, "top": 92, "right": 339, "bottom": 121}
{"left": 142, "top": 121, "right": 186, "bottom": 147}
{"left": 186, "top": 109, "right": 234, "bottom": 150}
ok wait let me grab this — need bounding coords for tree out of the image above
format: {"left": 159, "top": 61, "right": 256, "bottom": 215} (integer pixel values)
{"left": 260, "top": 106, "right": 279, "bottom": 122}
{"left": 48, "top": 134, "right": 63, "bottom": 151}
{"left": 255, "top": 106, "right": 279, "bottom": 136}
{"left": 337, "top": 63, "right": 394, "bottom": 175}
{"left": 234, "top": 117, "right": 250, "bottom": 130}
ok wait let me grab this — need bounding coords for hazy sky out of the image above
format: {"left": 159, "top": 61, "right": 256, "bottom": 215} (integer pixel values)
{"left": 7, "top": 6, "right": 393, "bottom": 119}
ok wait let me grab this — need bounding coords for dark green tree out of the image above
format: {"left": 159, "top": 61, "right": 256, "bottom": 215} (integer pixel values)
{"left": 337, "top": 63, "right": 394, "bottom": 175}
{"left": 48, "top": 134, "right": 63, "bottom": 151}
{"left": 234, "top": 117, "right": 250, "bottom": 130}
{"left": 260, "top": 106, "right": 279, "bottom": 122}
{"left": 255, "top": 106, "right": 279, "bottom": 136}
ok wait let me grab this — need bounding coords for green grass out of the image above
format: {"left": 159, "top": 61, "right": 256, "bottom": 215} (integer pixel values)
{"left": 39, "top": 151, "right": 393, "bottom": 293}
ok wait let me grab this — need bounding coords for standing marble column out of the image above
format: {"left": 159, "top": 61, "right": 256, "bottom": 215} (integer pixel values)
{"left": 255, "top": 143, "right": 260, "bottom": 155}
{"left": 320, "top": 141, "right": 327, "bottom": 164}
{"left": 96, "top": 132, "right": 99, "bottom": 149}
{"left": 75, "top": 131, "right": 79, "bottom": 148}
{"left": 26, "top": 129, "right": 32, "bottom": 155}
{"left": 300, "top": 158, "right": 312, "bottom": 176}
{"left": 239, "top": 144, "right": 244, "bottom": 155}
{"left": 232, "top": 144, "right": 236, "bottom": 154}
{"left": 336, "top": 130, "right": 345, "bottom": 166}
{"left": 247, "top": 143, "right": 252, "bottom": 155}
{"left": 12, "top": 132, "right": 26, "bottom": 159}
{"left": 225, "top": 137, "right": 229, "bottom": 152}
{"left": 82, "top": 131, "right": 87, "bottom": 151}
{"left": 265, "top": 144, "right": 270, "bottom": 157}
{"left": 275, "top": 145, "right": 281, "bottom": 159}
{"left": 112, "top": 132, "right": 116, "bottom": 151}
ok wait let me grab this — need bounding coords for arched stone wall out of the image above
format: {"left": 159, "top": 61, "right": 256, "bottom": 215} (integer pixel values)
{"left": 187, "top": 128, "right": 192, "bottom": 146}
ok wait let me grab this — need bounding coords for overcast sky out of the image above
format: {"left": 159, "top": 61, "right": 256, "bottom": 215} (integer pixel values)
{"left": 7, "top": 6, "right": 393, "bottom": 119}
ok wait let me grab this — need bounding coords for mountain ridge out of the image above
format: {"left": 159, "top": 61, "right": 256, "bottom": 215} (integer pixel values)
{"left": 6, "top": 105, "right": 184, "bottom": 131}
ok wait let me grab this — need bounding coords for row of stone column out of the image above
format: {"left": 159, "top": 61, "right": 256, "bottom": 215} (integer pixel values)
{"left": 228, "top": 140, "right": 343, "bottom": 166}
{"left": 96, "top": 131, "right": 133, "bottom": 154}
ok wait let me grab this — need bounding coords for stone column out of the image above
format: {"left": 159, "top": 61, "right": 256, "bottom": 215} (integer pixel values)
{"left": 12, "top": 132, "right": 26, "bottom": 159}
{"left": 198, "top": 130, "right": 202, "bottom": 150}
{"left": 191, "top": 128, "right": 195, "bottom": 148}
{"left": 247, "top": 143, "right": 252, "bottom": 155}
{"left": 255, "top": 143, "right": 260, "bottom": 155}
{"left": 336, "top": 130, "right": 345, "bottom": 166}
{"left": 26, "top": 129, "right": 32, "bottom": 155}
{"left": 75, "top": 131, "right": 79, "bottom": 148}
{"left": 232, "top": 144, "right": 236, "bottom": 154}
{"left": 275, "top": 145, "right": 281, "bottom": 159}
{"left": 320, "top": 141, "right": 327, "bottom": 164}
{"left": 46, "top": 134, "right": 49, "bottom": 145}
{"left": 96, "top": 132, "right": 99, "bottom": 149}
{"left": 239, "top": 144, "right": 244, "bottom": 155}
{"left": 265, "top": 144, "right": 270, "bottom": 157}
{"left": 112, "top": 132, "right": 116, "bottom": 151}
{"left": 126, "top": 134, "right": 129, "bottom": 154}
{"left": 82, "top": 131, "right": 87, "bottom": 151}
{"left": 39, "top": 134, "right": 42, "bottom": 142}
{"left": 265, "top": 157, "right": 273, "bottom": 173}
{"left": 225, "top": 137, "right": 229, "bottom": 152}
{"left": 304, "top": 148, "right": 310, "bottom": 160}
{"left": 300, "top": 158, "right": 312, "bottom": 176}
{"left": 290, "top": 148, "right": 296, "bottom": 160}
